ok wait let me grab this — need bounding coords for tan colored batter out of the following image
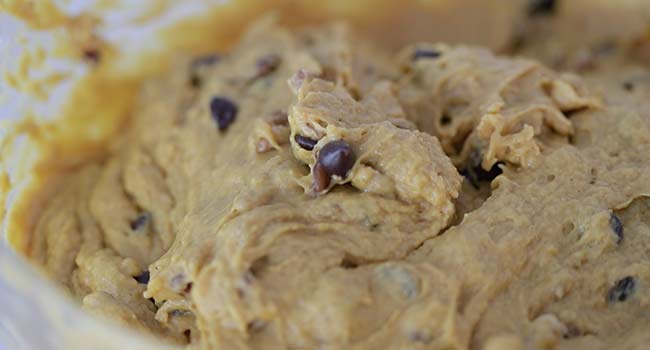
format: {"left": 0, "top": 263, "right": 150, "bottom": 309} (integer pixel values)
{"left": 8, "top": 3, "right": 650, "bottom": 350}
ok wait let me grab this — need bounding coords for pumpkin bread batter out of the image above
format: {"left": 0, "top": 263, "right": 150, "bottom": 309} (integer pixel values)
{"left": 25, "top": 12, "right": 650, "bottom": 350}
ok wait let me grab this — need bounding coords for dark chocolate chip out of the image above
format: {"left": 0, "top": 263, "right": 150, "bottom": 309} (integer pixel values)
{"left": 189, "top": 75, "right": 202, "bottom": 88}
{"left": 461, "top": 150, "right": 502, "bottom": 189}
{"left": 607, "top": 276, "right": 636, "bottom": 303}
{"left": 83, "top": 49, "right": 101, "bottom": 63}
{"left": 247, "top": 319, "right": 267, "bottom": 333}
{"left": 255, "top": 54, "right": 281, "bottom": 77}
{"left": 528, "top": 0, "right": 556, "bottom": 16}
{"left": 312, "top": 162, "right": 330, "bottom": 193}
{"left": 183, "top": 330, "right": 191, "bottom": 343}
{"left": 609, "top": 213, "right": 624, "bottom": 244}
{"left": 249, "top": 256, "right": 269, "bottom": 277}
{"left": 563, "top": 324, "right": 582, "bottom": 339}
{"left": 134, "top": 271, "right": 150, "bottom": 284}
{"left": 589, "top": 167, "right": 597, "bottom": 184}
{"left": 340, "top": 258, "right": 358, "bottom": 269}
{"left": 130, "top": 213, "right": 151, "bottom": 231}
{"left": 312, "top": 140, "right": 355, "bottom": 193}
{"left": 317, "top": 140, "right": 356, "bottom": 178}
{"left": 440, "top": 114, "right": 452, "bottom": 126}
{"left": 563, "top": 106, "right": 589, "bottom": 119}
{"left": 294, "top": 134, "right": 318, "bottom": 151}
{"left": 412, "top": 49, "right": 441, "bottom": 61}
{"left": 623, "top": 81, "right": 635, "bottom": 92}
{"left": 209, "top": 97, "right": 238, "bottom": 131}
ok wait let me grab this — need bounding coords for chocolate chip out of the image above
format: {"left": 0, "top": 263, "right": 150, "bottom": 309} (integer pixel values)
{"left": 461, "top": 150, "right": 502, "bottom": 189}
{"left": 189, "top": 75, "right": 202, "bottom": 88}
{"left": 134, "top": 271, "right": 150, "bottom": 284}
{"left": 440, "top": 114, "right": 452, "bottom": 126}
{"left": 607, "top": 276, "right": 636, "bottom": 303}
{"left": 528, "top": 0, "right": 556, "bottom": 16}
{"left": 255, "top": 54, "right": 281, "bottom": 77}
{"left": 83, "top": 49, "right": 101, "bottom": 63}
{"left": 183, "top": 330, "right": 191, "bottom": 343}
{"left": 563, "top": 324, "right": 582, "bottom": 339}
{"left": 340, "top": 257, "right": 358, "bottom": 269}
{"left": 412, "top": 49, "right": 441, "bottom": 61}
{"left": 294, "top": 134, "right": 318, "bottom": 151}
{"left": 311, "top": 141, "right": 356, "bottom": 193}
{"left": 317, "top": 140, "right": 356, "bottom": 178}
{"left": 312, "top": 162, "right": 330, "bottom": 193}
{"left": 210, "top": 97, "right": 238, "bottom": 131}
{"left": 247, "top": 319, "right": 267, "bottom": 333}
{"left": 623, "top": 81, "right": 635, "bottom": 92}
{"left": 249, "top": 256, "right": 269, "bottom": 278}
{"left": 609, "top": 213, "right": 624, "bottom": 244}
{"left": 589, "top": 167, "right": 597, "bottom": 184}
{"left": 130, "top": 212, "right": 151, "bottom": 231}
{"left": 563, "top": 106, "right": 589, "bottom": 119}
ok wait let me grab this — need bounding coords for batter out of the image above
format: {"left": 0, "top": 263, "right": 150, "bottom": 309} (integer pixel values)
{"left": 10, "top": 5, "right": 650, "bottom": 350}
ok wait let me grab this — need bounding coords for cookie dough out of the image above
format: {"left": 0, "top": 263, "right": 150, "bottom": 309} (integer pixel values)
{"left": 19, "top": 13, "right": 650, "bottom": 350}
